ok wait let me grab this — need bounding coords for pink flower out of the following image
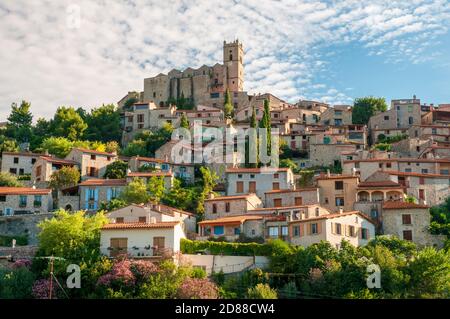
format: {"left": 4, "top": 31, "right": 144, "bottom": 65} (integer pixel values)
{"left": 130, "top": 260, "right": 159, "bottom": 280}
{"left": 32, "top": 279, "right": 58, "bottom": 299}
{"left": 177, "top": 278, "right": 219, "bottom": 299}
{"left": 97, "top": 259, "right": 135, "bottom": 287}
{"left": 12, "top": 259, "right": 32, "bottom": 269}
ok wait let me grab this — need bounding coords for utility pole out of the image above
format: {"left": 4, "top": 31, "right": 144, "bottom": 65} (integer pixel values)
{"left": 49, "top": 256, "right": 54, "bottom": 299}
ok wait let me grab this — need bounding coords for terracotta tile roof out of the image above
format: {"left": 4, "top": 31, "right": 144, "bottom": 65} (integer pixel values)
{"left": 382, "top": 201, "right": 429, "bottom": 209}
{"left": 384, "top": 170, "right": 450, "bottom": 178}
{"left": 252, "top": 204, "right": 324, "bottom": 212}
{"left": 1, "top": 152, "right": 42, "bottom": 157}
{"left": 226, "top": 167, "right": 290, "bottom": 173}
{"left": 127, "top": 172, "right": 173, "bottom": 177}
{"left": 0, "top": 187, "right": 52, "bottom": 195}
{"left": 316, "top": 174, "right": 358, "bottom": 180}
{"left": 40, "top": 155, "right": 78, "bottom": 165}
{"left": 134, "top": 156, "right": 168, "bottom": 164}
{"left": 344, "top": 158, "right": 450, "bottom": 164}
{"left": 204, "top": 194, "right": 257, "bottom": 202}
{"left": 73, "top": 148, "right": 117, "bottom": 157}
{"left": 198, "top": 215, "right": 263, "bottom": 225}
{"left": 79, "top": 179, "right": 127, "bottom": 186}
{"left": 265, "top": 188, "right": 318, "bottom": 194}
{"left": 102, "top": 221, "right": 179, "bottom": 230}
{"left": 357, "top": 180, "right": 403, "bottom": 188}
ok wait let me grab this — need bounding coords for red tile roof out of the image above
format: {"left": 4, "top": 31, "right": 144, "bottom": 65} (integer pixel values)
{"left": 39, "top": 155, "right": 78, "bottom": 165}
{"left": 316, "top": 174, "right": 358, "bottom": 180}
{"left": 1, "top": 152, "right": 42, "bottom": 157}
{"left": 127, "top": 172, "right": 173, "bottom": 177}
{"left": 79, "top": 179, "right": 127, "bottom": 186}
{"left": 134, "top": 156, "right": 168, "bottom": 164}
{"left": 384, "top": 170, "right": 450, "bottom": 178}
{"left": 198, "top": 215, "right": 263, "bottom": 225}
{"left": 0, "top": 187, "right": 52, "bottom": 195}
{"left": 226, "top": 167, "right": 290, "bottom": 173}
{"left": 357, "top": 180, "right": 403, "bottom": 188}
{"left": 289, "top": 211, "right": 375, "bottom": 224}
{"left": 204, "top": 194, "right": 258, "bottom": 202}
{"left": 73, "top": 148, "right": 117, "bottom": 156}
{"left": 102, "top": 221, "right": 179, "bottom": 230}
{"left": 382, "top": 201, "right": 429, "bottom": 209}
{"left": 264, "top": 188, "right": 318, "bottom": 194}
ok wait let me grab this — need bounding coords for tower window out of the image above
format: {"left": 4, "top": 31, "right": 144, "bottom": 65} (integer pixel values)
{"left": 229, "top": 54, "right": 233, "bottom": 60}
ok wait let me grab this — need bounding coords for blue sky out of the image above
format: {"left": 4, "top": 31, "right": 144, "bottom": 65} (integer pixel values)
{"left": 1, "top": 0, "right": 450, "bottom": 120}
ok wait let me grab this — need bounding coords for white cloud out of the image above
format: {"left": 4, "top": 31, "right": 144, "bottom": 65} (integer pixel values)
{"left": 0, "top": 0, "right": 449, "bottom": 119}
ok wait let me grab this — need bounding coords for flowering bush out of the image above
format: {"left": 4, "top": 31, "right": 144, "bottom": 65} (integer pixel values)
{"left": 97, "top": 259, "right": 135, "bottom": 287}
{"left": 12, "top": 259, "right": 32, "bottom": 269}
{"left": 130, "top": 260, "right": 159, "bottom": 281}
{"left": 32, "top": 279, "right": 59, "bottom": 299}
{"left": 176, "top": 278, "right": 219, "bottom": 299}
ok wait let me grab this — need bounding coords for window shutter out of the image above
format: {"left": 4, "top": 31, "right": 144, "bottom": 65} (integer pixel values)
{"left": 317, "top": 222, "right": 322, "bottom": 234}
{"left": 306, "top": 223, "right": 311, "bottom": 235}
{"left": 358, "top": 227, "right": 362, "bottom": 239}
{"left": 107, "top": 188, "right": 112, "bottom": 201}
{"left": 94, "top": 188, "right": 99, "bottom": 201}
{"left": 299, "top": 224, "right": 304, "bottom": 237}
{"left": 331, "top": 222, "right": 335, "bottom": 234}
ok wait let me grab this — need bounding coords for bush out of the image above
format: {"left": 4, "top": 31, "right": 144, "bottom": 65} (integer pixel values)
{"left": 0, "top": 172, "right": 22, "bottom": 187}
{"left": 246, "top": 283, "right": 278, "bottom": 299}
{"left": 0, "top": 234, "right": 28, "bottom": 246}
{"left": 176, "top": 278, "right": 219, "bottom": 299}
{"left": 0, "top": 267, "right": 35, "bottom": 299}
{"left": 181, "top": 239, "right": 273, "bottom": 256}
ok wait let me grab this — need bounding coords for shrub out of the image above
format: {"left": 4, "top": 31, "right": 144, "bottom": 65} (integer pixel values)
{"left": 180, "top": 239, "right": 273, "bottom": 256}
{"left": 176, "top": 278, "right": 219, "bottom": 299}
{"left": 0, "top": 267, "right": 35, "bottom": 299}
{"left": 246, "top": 283, "right": 278, "bottom": 299}
{"left": 12, "top": 259, "right": 32, "bottom": 269}
{"left": 0, "top": 235, "right": 28, "bottom": 246}
{"left": 97, "top": 259, "right": 135, "bottom": 287}
{"left": 32, "top": 279, "right": 60, "bottom": 299}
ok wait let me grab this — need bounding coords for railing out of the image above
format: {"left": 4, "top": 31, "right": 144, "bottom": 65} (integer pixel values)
{"left": 101, "top": 247, "right": 174, "bottom": 259}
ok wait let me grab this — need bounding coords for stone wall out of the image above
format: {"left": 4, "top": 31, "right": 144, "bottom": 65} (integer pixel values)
{"left": 0, "top": 213, "right": 53, "bottom": 245}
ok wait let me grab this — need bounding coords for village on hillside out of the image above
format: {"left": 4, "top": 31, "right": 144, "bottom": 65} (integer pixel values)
{"left": 1, "top": 40, "right": 449, "bottom": 300}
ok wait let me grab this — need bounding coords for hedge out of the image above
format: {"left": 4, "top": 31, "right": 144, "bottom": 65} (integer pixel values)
{"left": 0, "top": 235, "right": 28, "bottom": 247}
{"left": 181, "top": 239, "right": 273, "bottom": 256}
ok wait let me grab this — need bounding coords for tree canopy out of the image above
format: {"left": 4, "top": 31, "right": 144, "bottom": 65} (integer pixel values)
{"left": 352, "top": 96, "right": 388, "bottom": 125}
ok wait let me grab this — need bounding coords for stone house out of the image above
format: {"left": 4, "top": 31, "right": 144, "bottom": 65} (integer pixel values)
{"left": 381, "top": 201, "right": 444, "bottom": 247}
{"left": 319, "top": 105, "right": 352, "bottom": 126}
{"left": 126, "top": 171, "right": 174, "bottom": 189}
{"left": 264, "top": 188, "right": 320, "bottom": 207}
{"left": 204, "top": 194, "right": 263, "bottom": 220}
{"left": 289, "top": 210, "right": 375, "bottom": 248}
{"left": 31, "top": 155, "right": 79, "bottom": 183}
{"left": 197, "top": 215, "right": 267, "bottom": 241}
{"left": 65, "top": 148, "right": 117, "bottom": 180}
{"left": 316, "top": 173, "right": 359, "bottom": 213}
{"left": 1, "top": 152, "right": 42, "bottom": 176}
{"left": 0, "top": 187, "right": 53, "bottom": 216}
{"left": 309, "top": 143, "right": 360, "bottom": 167}
{"left": 226, "top": 167, "right": 295, "bottom": 200}
{"left": 79, "top": 179, "right": 127, "bottom": 211}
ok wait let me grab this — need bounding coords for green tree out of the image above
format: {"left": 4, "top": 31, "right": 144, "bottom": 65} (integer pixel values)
{"left": 0, "top": 267, "right": 35, "bottom": 299}
{"left": 40, "top": 137, "right": 73, "bottom": 158}
{"left": 196, "top": 167, "right": 219, "bottom": 218}
{"left": 121, "top": 139, "right": 147, "bottom": 157}
{"left": 246, "top": 283, "right": 278, "bottom": 299}
{"left": 147, "top": 176, "right": 166, "bottom": 203}
{"left": 246, "top": 106, "right": 258, "bottom": 168}
{"left": 224, "top": 89, "right": 234, "bottom": 120}
{"left": 104, "top": 160, "right": 128, "bottom": 179}
{"left": 280, "top": 158, "right": 298, "bottom": 172}
{"left": 123, "top": 97, "right": 138, "bottom": 110}
{"left": 259, "top": 99, "right": 271, "bottom": 156}
{"left": 37, "top": 210, "right": 108, "bottom": 262}
{"left": 6, "top": 100, "right": 33, "bottom": 144}
{"left": 352, "top": 97, "right": 387, "bottom": 125}
{"left": 50, "top": 107, "right": 88, "bottom": 141}
{"left": 49, "top": 166, "right": 80, "bottom": 191}
{"left": 180, "top": 113, "right": 190, "bottom": 129}
{"left": 0, "top": 172, "right": 23, "bottom": 187}
{"left": 0, "top": 137, "right": 19, "bottom": 153}
{"left": 30, "top": 118, "right": 51, "bottom": 150}
{"left": 85, "top": 104, "right": 121, "bottom": 143}
{"left": 120, "top": 178, "right": 150, "bottom": 204}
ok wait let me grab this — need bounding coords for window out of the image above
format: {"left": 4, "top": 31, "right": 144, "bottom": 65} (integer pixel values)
{"left": 268, "top": 227, "right": 279, "bottom": 237}
{"left": 88, "top": 188, "right": 96, "bottom": 200}
{"left": 335, "top": 181, "right": 343, "bottom": 190}
{"left": 236, "top": 181, "right": 244, "bottom": 193}
{"left": 361, "top": 228, "right": 369, "bottom": 240}
{"left": 402, "top": 214, "right": 412, "bottom": 225}
{"left": 335, "top": 197, "right": 345, "bottom": 206}
{"left": 386, "top": 163, "right": 392, "bottom": 168}
{"left": 421, "top": 169, "right": 428, "bottom": 174}
{"left": 315, "top": 208, "right": 320, "bottom": 216}
{"left": 274, "top": 173, "right": 279, "bottom": 179}
{"left": 238, "top": 174, "right": 242, "bottom": 178}
{"left": 348, "top": 225, "right": 355, "bottom": 237}
{"left": 274, "top": 198, "right": 282, "bottom": 207}
{"left": 91, "top": 154, "right": 96, "bottom": 160}
{"left": 0, "top": 195, "right": 6, "bottom": 202}
{"left": 295, "top": 197, "right": 303, "bottom": 205}
{"left": 138, "top": 124, "right": 144, "bottom": 129}
{"left": 324, "top": 197, "right": 329, "bottom": 204}
{"left": 19, "top": 195, "right": 27, "bottom": 207}
{"left": 293, "top": 226, "right": 300, "bottom": 237}
{"left": 335, "top": 223, "right": 342, "bottom": 235}
{"left": 137, "top": 114, "right": 144, "bottom": 122}
{"left": 9, "top": 168, "right": 17, "bottom": 174}
{"left": 234, "top": 228, "right": 241, "bottom": 235}
{"left": 419, "top": 177, "right": 425, "bottom": 185}
{"left": 432, "top": 128, "right": 437, "bottom": 135}
{"left": 405, "top": 168, "right": 412, "bottom": 172}
{"left": 272, "top": 182, "right": 280, "bottom": 190}
{"left": 281, "top": 226, "right": 288, "bottom": 236}
{"left": 13, "top": 157, "right": 19, "bottom": 164}
{"left": 34, "top": 195, "right": 42, "bottom": 208}
{"left": 249, "top": 181, "right": 256, "bottom": 193}
{"left": 138, "top": 216, "right": 146, "bottom": 223}
{"left": 440, "top": 169, "right": 449, "bottom": 175}
{"left": 31, "top": 158, "right": 36, "bottom": 164}
{"left": 311, "top": 223, "right": 318, "bottom": 234}
{"left": 19, "top": 168, "right": 24, "bottom": 175}
{"left": 403, "top": 230, "right": 413, "bottom": 241}
{"left": 212, "top": 204, "right": 217, "bottom": 214}
{"left": 116, "top": 217, "right": 124, "bottom": 223}
{"left": 378, "top": 163, "right": 383, "bottom": 169}
{"left": 384, "top": 116, "right": 389, "bottom": 121}
{"left": 408, "top": 105, "right": 413, "bottom": 112}
{"left": 210, "top": 93, "right": 220, "bottom": 99}
{"left": 225, "top": 202, "right": 230, "bottom": 213}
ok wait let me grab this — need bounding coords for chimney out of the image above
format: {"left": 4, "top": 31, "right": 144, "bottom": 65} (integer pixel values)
{"left": 208, "top": 193, "right": 215, "bottom": 199}
{"left": 339, "top": 208, "right": 343, "bottom": 214}
{"left": 413, "top": 94, "right": 416, "bottom": 100}
{"left": 327, "top": 169, "right": 331, "bottom": 177}
{"left": 352, "top": 167, "right": 356, "bottom": 176}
